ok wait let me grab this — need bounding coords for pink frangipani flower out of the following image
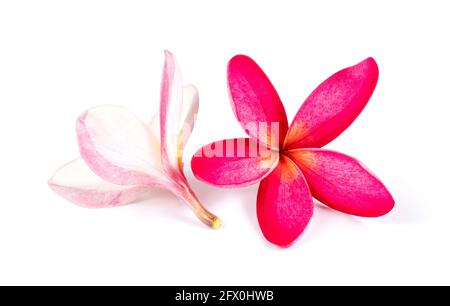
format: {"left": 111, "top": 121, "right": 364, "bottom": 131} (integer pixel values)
{"left": 191, "top": 55, "right": 394, "bottom": 246}
{"left": 49, "top": 51, "right": 221, "bottom": 229}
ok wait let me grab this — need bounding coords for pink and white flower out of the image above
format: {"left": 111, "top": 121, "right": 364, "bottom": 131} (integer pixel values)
{"left": 49, "top": 51, "right": 221, "bottom": 229}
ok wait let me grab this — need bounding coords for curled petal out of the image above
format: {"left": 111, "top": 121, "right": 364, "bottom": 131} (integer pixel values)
{"left": 228, "top": 55, "right": 288, "bottom": 148}
{"left": 48, "top": 159, "right": 148, "bottom": 208}
{"left": 178, "top": 85, "right": 199, "bottom": 150}
{"left": 191, "top": 138, "right": 279, "bottom": 187}
{"left": 77, "top": 105, "right": 167, "bottom": 187}
{"left": 257, "top": 156, "right": 313, "bottom": 247}
{"left": 284, "top": 58, "right": 379, "bottom": 149}
{"left": 149, "top": 111, "right": 160, "bottom": 142}
{"left": 151, "top": 85, "right": 199, "bottom": 149}
{"left": 287, "top": 149, "right": 394, "bottom": 217}
{"left": 160, "top": 50, "right": 185, "bottom": 176}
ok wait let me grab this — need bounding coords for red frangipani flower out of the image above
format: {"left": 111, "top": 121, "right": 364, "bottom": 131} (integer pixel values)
{"left": 191, "top": 55, "right": 394, "bottom": 247}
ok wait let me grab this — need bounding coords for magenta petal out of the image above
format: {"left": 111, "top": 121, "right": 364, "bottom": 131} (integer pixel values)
{"left": 48, "top": 159, "right": 147, "bottom": 208}
{"left": 257, "top": 156, "right": 313, "bottom": 247}
{"left": 284, "top": 58, "right": 379, "bottom": 149}
{"left": 227, "top": 55, "right": 288, "bottom": 147}
{"left": 191, "top": 138, "right": 279, "bottom": 187}
{"left": 288, "top": 149, "right": 394, "bottom": 217}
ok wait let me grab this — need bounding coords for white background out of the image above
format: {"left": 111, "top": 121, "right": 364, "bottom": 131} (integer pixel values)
{"left": 1, "top": 0, "right": 449, "bottom": 285}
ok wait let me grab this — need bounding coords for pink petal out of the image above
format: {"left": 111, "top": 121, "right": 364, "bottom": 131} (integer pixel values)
{"left": 77, "top": 105, "right": 168, "bottom": 187}
{"left": 227, "top": 55, "right": 288, "bottom": 148}
{"left": 149, "top": 85, "right": 199, "bottom": 146}
{"left": 257, "top": 155, "right": 313, "bottom": 247}
{"left": 48, "top": 159, "right": 148, "bottom": 208}
{"left": 284, "top": 58, "right": 379, "bottom": 149}
{"left": 287, "top": 149, "right": 394, "bottom": 217}
{"left": 191, "top": 138, "right": 279, "bottom": 187}
{"left": 160, "top": 50, "right": 185, "bottom": 177}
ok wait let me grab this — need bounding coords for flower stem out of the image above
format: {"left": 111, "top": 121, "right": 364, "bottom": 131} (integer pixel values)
{"left": 176, "top": 185, "right": 221, "bottom": 229}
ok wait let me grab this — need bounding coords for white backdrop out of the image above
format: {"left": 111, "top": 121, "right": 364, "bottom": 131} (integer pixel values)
{"left": 1, "top": 0, "right": 449, "bottom": 285}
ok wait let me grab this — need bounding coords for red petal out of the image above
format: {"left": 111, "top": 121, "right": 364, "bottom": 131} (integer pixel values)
{"left": 287, "top": 149, "right": 394, "bottom": 217}
{"left": 257, "top": 156, "right": 313, "bottom": 247}
{"left": 284, "top": 58, "right": 379, "bottom": 149}
{"left": 227, "top": 55, "right": 288, "bottom": 148}
{"left": 191, "top": 138, "right": 279, "bottom": 187}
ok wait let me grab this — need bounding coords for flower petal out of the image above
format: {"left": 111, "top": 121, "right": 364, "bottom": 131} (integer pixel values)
{"left": 178, "top": 84, "right": 199, "bottom": 149}
{"left": 191, "top": 138, "right": 279, "bottom": 187}
{"left": 257, "top": 155, "right": 313, "bottom": 247}
{"left": 48, "top": 159, "right": 148, "bottom": 208}
{"left": 284, "top": 58, "right": 379, "bottom": 149}
{"left": 160, "top": 50, "right": 185, "bottom": 176}
{"left": 287, "top": 149, "right": 394, "bottom": 217}
{"left": 77, "top": 105, "right": 168, "bottom": 187}
{"left": 151, "top": 85, "right": 199, "bottom": 148}
{"left": 227, "top": 55, "right": 288, "bottom": 148}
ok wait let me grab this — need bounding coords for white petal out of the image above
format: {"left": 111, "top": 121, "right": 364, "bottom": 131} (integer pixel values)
{"left": 160, "top": 50, "right": 185, "bottom": 175}
{"left": 149, "top": 85, "right": 198, "bottom": 148}
{"left": 48, "top": 159, "right": 149, "bottom": 208}
{"left": 179, "top": 84, "right": 199, "bottom": 148}
{"left": 77, "top": 105, "right": 168, "bottom": 186}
